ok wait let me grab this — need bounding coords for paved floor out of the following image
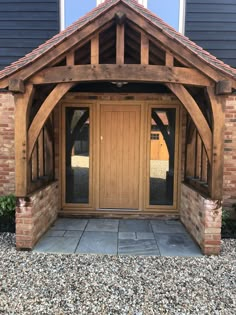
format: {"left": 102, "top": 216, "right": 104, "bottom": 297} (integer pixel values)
{"left": 34, "top": 218, "right": 202, "bottom": 256}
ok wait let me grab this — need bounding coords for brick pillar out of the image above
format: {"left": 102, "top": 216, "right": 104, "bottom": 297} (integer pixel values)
{"left": 180, "top": 184, "right": 222, "bottom": 255}
{"left": 16, "top": 182, "right": 59, "bottom": 249}
{"left": 203, "top": 199, "right": 222, "bottom": 255}
{"left": 0, "top": 92, "right": 15, "bottom": 195}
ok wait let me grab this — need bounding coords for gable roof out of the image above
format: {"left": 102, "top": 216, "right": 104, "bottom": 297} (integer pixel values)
{"left": 0, "top": 0, "right": 235, "bottom": 82}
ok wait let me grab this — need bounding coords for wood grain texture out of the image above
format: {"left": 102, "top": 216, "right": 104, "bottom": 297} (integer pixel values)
{"left": 14, "top": 84, "right": 34, "bottom": 196}
{"left": 116, "top": 24, "right": 124, "bottom": 64}
{"left": 28, "top": 82, "right": 75, "bottom": 159}
{"left": 30, "top": 64, "right": 213, "bottom": 87}
{"left": 100, "top": 105, "right": 140, "bottom": 209}
{"left": 166, "top": 83, "right": 212, "bottom": 162}
{"left": 207, "top": 86, "right": 225, "bottom": 199}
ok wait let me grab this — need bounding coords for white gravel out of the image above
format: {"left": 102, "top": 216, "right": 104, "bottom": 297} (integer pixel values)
{"left": 0, "top": 233, "right": 235, "bottom": 315}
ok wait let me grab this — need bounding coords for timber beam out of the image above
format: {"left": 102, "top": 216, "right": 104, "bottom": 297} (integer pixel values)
{"left": 14, "top": 84, "right": 34, "bottom": 196}
{"left": 30, "top": 64, "right": 213, "bottom": 87}
{"left": 207, "top": 86, "right": 226, "bottom": 200}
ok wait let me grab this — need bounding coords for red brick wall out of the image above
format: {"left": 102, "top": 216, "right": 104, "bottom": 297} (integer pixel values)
{"left": 0, "top": 92, "right": 15, "bottom": 195}
{"left": 15, "top": 182, "right": 59, "bottom": 249}
{"left": 223, "top": 95, "right": 236, "bottom": 207}
{"left": 180, "top": 183, "right": 222, "bottom": 255}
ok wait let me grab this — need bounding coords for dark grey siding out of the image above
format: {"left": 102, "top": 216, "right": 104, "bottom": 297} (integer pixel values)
{"left": 185, "top": 0, "right": 236, "bottom": 68}
{"left": 0, "top": 0, "right": 60, "bottom": 70}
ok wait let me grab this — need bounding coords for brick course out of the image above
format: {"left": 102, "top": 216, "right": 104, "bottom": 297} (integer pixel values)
{"left": 15, "top": 182, "right": 59, "bottom": 249}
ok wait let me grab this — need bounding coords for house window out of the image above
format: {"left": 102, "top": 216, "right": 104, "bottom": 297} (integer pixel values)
{"left": 151, "top": 133, "right": 160, "bottom": 140}
{"left": 62, "top": 0, "right": 185, "bottom": 32}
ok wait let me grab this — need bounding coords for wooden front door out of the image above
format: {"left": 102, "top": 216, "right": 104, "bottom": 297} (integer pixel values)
{"left": 99, "top": 105, "right": 141, "bottom": 209}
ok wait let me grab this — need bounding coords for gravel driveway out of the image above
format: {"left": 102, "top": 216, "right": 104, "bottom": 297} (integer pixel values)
{"left": 0, "top": 233, "right": 235, "bottom": 315}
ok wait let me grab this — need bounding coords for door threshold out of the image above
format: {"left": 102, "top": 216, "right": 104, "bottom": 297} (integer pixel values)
{"left": 98, "top": 208, "right": 139, "bottom": 212}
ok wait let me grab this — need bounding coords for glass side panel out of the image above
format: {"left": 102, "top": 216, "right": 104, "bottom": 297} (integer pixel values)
{"left": 65, "top": 107, "right": 90, "bottom": 204}
{"left": 149, "top": 108, "right": 176, "bottom": 205}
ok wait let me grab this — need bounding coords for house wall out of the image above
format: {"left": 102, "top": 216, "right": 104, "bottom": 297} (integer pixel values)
{"left": 185, "top": 0, "right": 236, "bottom": 68}
{"left": 0, "top": 0, "right": 60, "bottom": 70}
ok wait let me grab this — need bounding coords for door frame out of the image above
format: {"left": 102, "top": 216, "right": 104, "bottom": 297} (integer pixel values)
{"left": 145, "top": 103, "right": 181, "bottom": 211}
{"left": 61, "top": 101, "right": 95, "bottom": 210}
{"left": 59, "top": 96, "right": 182, "bottom": 216}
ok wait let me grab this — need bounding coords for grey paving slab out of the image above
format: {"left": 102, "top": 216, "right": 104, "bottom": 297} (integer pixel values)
{"left": 118, "top": 232, "right": 136, "bottom": 240}
{"left": 151, "top": 220, "right": 188, "bottom": 234}
{"left": 51, "top": 218, "right": 88, "bottom": 231}
{"left": 118, "top": 239, "right": 160, "bottom": 256}
{"left": 64, "top": 230, "right": 83, "bottom": 238}
{"left": 33, "top": 237, "right": 80, "bottom": 254}
{"left": 119, "top": 220, "right": 152, "bottom": 232}
{"left": 85, "top": 219, "right": 119, "bottom": 232}
{"left": 76, "top": 232, "right": 118, "bottom": 255}
{"left": 136, "top": 232, "right": 155, "bottom": 240}
{"left": 44, "top": 230, "right": 65, "bottom": 237}
{"left": 154, "top": 233, "right": 203, "bottom": 257}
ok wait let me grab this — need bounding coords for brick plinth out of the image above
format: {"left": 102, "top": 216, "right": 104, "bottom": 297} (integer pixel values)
{"left": 0, "top": 92, "right": 15, "bottom": 195}
{"left": 180, "top": 183, "right": 222, "bottom": 255}
{"left": 15, "top": 182, "right": 59, "bottom": 249}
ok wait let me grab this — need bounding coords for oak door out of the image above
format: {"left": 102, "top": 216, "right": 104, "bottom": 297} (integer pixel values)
{"left": 100, "top": 105, "right": 141, "bottom": 209}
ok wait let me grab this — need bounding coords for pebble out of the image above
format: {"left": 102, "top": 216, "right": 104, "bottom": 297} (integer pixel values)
{"left": 0, "top": 233, "right": 235, "bottom": 315}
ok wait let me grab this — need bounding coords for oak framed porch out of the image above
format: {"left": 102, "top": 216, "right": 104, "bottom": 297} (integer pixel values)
{"left": 0, "top": 0, "right": 235, "bottom": 252}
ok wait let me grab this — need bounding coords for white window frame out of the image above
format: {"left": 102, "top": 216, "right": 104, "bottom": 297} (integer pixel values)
{"left": 60, "top": 0, "right": 65, "bottom": 30}
{"left": 179, "top": 0, "right": 186, "bottom": 34}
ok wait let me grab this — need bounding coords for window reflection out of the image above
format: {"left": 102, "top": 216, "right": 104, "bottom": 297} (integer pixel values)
{"left": 149, "top": 108, "right": 176, "bottom": 205}
{"left": 66, "top": 107, "right": 90, "bottom": 203}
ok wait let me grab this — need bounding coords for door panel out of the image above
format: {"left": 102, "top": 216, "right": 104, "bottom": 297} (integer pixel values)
{"left": 100, "top": 105, "right": 140, "bottom": 209}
